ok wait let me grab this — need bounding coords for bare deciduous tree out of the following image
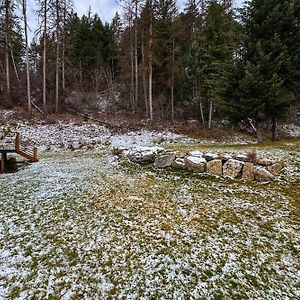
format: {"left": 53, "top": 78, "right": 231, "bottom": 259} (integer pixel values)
{"left": 22, "top": 0, "right": 31, "bottom": 116}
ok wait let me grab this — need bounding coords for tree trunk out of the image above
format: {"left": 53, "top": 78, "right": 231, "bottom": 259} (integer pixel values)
{"left": 196, "top": 86, "right": 205, "bottom": 127}
{"left": 171, "top": 37, "right": 175, "bottom": 120}
{"left": 256, "top": 123, "right": 263, "bottom": 143}
{"left": 271, "top": 117, "right": 278, "bottom": 141}
{"left": 43, "top": 0, "right": 47, "bottom": 112}
{"left": 103, "top": 68, "right": 117, "bottom": 117}
{"left": 208, "top": 99, "right": 213, "bottom": 129}
{"left": 5, "top": 0, "right": 10, "bottom": 98}
{"left": 10, "top": 47, "right": 21, "bottom": 87}
{"left": 23, "top": 0, "right": 31, "bottom": 117}
{"left": 55, "top": 0, "right": 60, "bottom": 113}
{"left": 62, "top": 2, "right": 66, "bottom": 93}
{"left": 79, "top": 61, "right": 83, "bottom": 90}
{"left": 141, "top": 33, "right": 148, "bottom": 117}
{"left": 148, "top": 0, "right": 153, "bottom": 121}
{"left": 134, "top": 0, "right": 139, "bottom": 112}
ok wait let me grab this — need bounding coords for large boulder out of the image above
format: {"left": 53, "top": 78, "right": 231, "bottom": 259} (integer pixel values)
{"left": 128, "top": 147, "right": 163, "bottom": 164}
{"left": 223, "top": 159, "right": 244, "bottom": 178}
{"left": 207, "top": 159, "right": 222, "bottom": 176}
{"left": 185, "top": 156, "right": 207, "bottom": 172}
{"left": 242, "top": 162, "right": 255, "bottom": 181}
{"left": 254, "top": 167, "right": 275, "bottom": 183}
{"left": 267, "top": 162, "right": 285, "bottom": 176}
{"left": 154, "top": 152, "right": 176, "bottom": 168}
{"left": 172, "top": 158, "right": 187, "bottom": 170}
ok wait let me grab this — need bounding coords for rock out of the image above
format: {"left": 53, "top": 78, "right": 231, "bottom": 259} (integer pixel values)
{"left": 254, "top": 167, "right": 275, "bottom": 183}
{"left": 154, "top": 152, "right": 176, "bottom": 168}
{"left": 174, "top": 151, "right": 187, "bottom": 158}
{"left": 267, "top": 162, "right": 285, "bottom": 175}
{"left": 218, "top": 153, "right": 232, "bottom": 162}
{"left": 234, "top": 154, "right": 248, "bottom": 162}
{"left": 188, "top": 150, "right": 204, "bottom": 158}
{"left": 257, "top": 158, "right": 274, "bottom": 166}
{"left": 207, "top": 159, "right": 222, "bottom": 176}
{"left": 203, "top": 152, "right": 219, "bottom": 161}
{"left": 112, "top": 146, "right": 127, "bottom": 155}
{"left": 242, "top": 162, "right": 254, "bottom": 181}
{"left": 172, "top": 158, "right": 187, "bottom": 170}
{"left": 223, "top": 159, "right": 244, "bottom": 178}
{"left": 185, "top": 156, "right": 207, "bottom": 172}
{"left": 128, "top": 147, "right": 163, "bottom": 164}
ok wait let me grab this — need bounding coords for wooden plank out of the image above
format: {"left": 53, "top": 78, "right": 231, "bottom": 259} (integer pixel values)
{"left": 16, "top": 149, "right": 38, "bottom": 162}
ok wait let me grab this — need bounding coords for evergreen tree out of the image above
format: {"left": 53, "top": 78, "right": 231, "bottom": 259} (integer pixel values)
{"left": 182, "top": 0, "right": 237, "bottom": 128}
{"left": 153, "top": 0, "right": 177, "bottom": 117}
{"left": 0, "top": 0, "right": 24, "bottom": 102}
{"left": 224, "top": 0, "right": 300, "bottom": 141}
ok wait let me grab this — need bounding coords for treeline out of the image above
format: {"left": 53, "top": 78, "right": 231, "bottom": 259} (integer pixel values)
{"left": 0, "top": 0, "right": 299, "bottom": 141}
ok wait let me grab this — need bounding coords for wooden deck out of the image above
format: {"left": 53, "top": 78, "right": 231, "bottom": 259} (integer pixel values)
{"left": 0, "top": 133, "right": 38, "bottom": 173}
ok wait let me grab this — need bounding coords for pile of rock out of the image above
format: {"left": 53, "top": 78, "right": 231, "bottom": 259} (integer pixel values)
{"left": 112, "top": 146, "right": 284, "bottom": 183}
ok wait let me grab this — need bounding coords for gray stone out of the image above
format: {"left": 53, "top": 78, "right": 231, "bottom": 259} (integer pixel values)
{"left": 128, "top": 147, "right": 163, "bottom": 164}
{"left": 207, "top": 159, "right": 222, "bottom": 176}
{"left": 154, "top": 152, "right": 176, "bottom": 168}
{"left": 172, "top": 158, "right": 187, "bottom": 170}
{"left": 219, "top": 153, "right": 233, "bottom": 162}
{"left": 234, "top": 154, "right": 248, "bottom": 162}
{"left": 203, "top": 152, "right": 219, "bottom": 161}
{"left": 112, "top": 146, "right": 128, "bottom": 155}
{"left": 242, "top": 162, "right": 255, "bottom": 181}
{"left": 267, "top": 162, "right": 285, "bottom": 175}
{"left": 223, "top": 159, "right": 244, "bottom": 178}
{"left": 257, "top": 158, "right": 274, "bottom": 166}
{"left": 174, "top": 151, "right": 187, "bottom": 158}
{"left": 185, "top": 156, "right": 207, "bottom": 172}
{"left": 188, "top": 150, "right": 204, "bottom": 158}
{"left": 254, "top": 167, "right": 275, "bottom": 183}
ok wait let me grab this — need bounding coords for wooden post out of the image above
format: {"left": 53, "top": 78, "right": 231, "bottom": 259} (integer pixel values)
{"left": 1, "top": 153, "right": 7, "bottom": 173}
{"left": 15, "top": 132, "right": 20, "bottom": 151}
{"left": 33, "top": 147, "right": 38, "bottom": 162}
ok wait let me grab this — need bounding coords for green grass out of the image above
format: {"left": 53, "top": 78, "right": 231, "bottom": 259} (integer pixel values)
{"left": 0, "top": 146, "right": 299, "bottom": 299}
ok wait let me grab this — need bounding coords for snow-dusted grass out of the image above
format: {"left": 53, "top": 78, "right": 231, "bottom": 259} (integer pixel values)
{"left": 0, "top": 139, "right": 299, "bottom": 299}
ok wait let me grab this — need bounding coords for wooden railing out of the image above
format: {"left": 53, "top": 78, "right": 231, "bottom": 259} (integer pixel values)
{"left": 15, "top": 132, "right": 39, "bottom": 162}
{"left": 0, "top": 132, "right": 38, "bottom": 173}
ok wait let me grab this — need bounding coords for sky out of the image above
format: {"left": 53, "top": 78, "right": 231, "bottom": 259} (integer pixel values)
{"left": 72, "top": 0, "right": 244, "bottom": 22}
{"left": 27, "top": 0, "right": 245, "bottom": 40}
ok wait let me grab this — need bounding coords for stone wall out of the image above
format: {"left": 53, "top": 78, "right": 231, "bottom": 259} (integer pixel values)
{"left": 112, "top": 146, "right": 285, "bottom": 183}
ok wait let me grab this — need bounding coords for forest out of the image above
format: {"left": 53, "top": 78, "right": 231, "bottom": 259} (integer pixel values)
{"left": 0, "top": 0, "right": 299, "bottom": 141}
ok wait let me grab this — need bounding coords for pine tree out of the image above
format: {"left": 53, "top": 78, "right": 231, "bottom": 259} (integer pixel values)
{"left": 225, "top": 0, "right": 300, "bottom": 141}
{"left": 153, "top": 0, "right": 177, "bottom": 117}
{"left": 182, "top": 0, "right": 237, "bottom": 128}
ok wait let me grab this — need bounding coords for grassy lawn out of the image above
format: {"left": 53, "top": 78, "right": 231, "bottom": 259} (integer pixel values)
{"left": 0, "top": 142, "right": 299, "bottom": 299}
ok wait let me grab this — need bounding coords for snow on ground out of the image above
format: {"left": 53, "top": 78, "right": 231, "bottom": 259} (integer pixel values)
{"left": 280, "top": 124, "right": 300, "bottom": 138}
{"left": 0, "top": 147, "right": 299, "bottom": 298}
{"left": 0, "top": 121, "right": 195, "bottom": 152}
{"left": 0, "top": 119, "right": 299, "bottom": 299}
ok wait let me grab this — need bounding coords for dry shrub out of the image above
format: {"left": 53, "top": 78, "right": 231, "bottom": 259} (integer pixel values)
{"left": 45, "top": 114, "right": 59, "bottom": 124}
{"left": 246, "top": 149, "right": 257, "bottom": 164}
